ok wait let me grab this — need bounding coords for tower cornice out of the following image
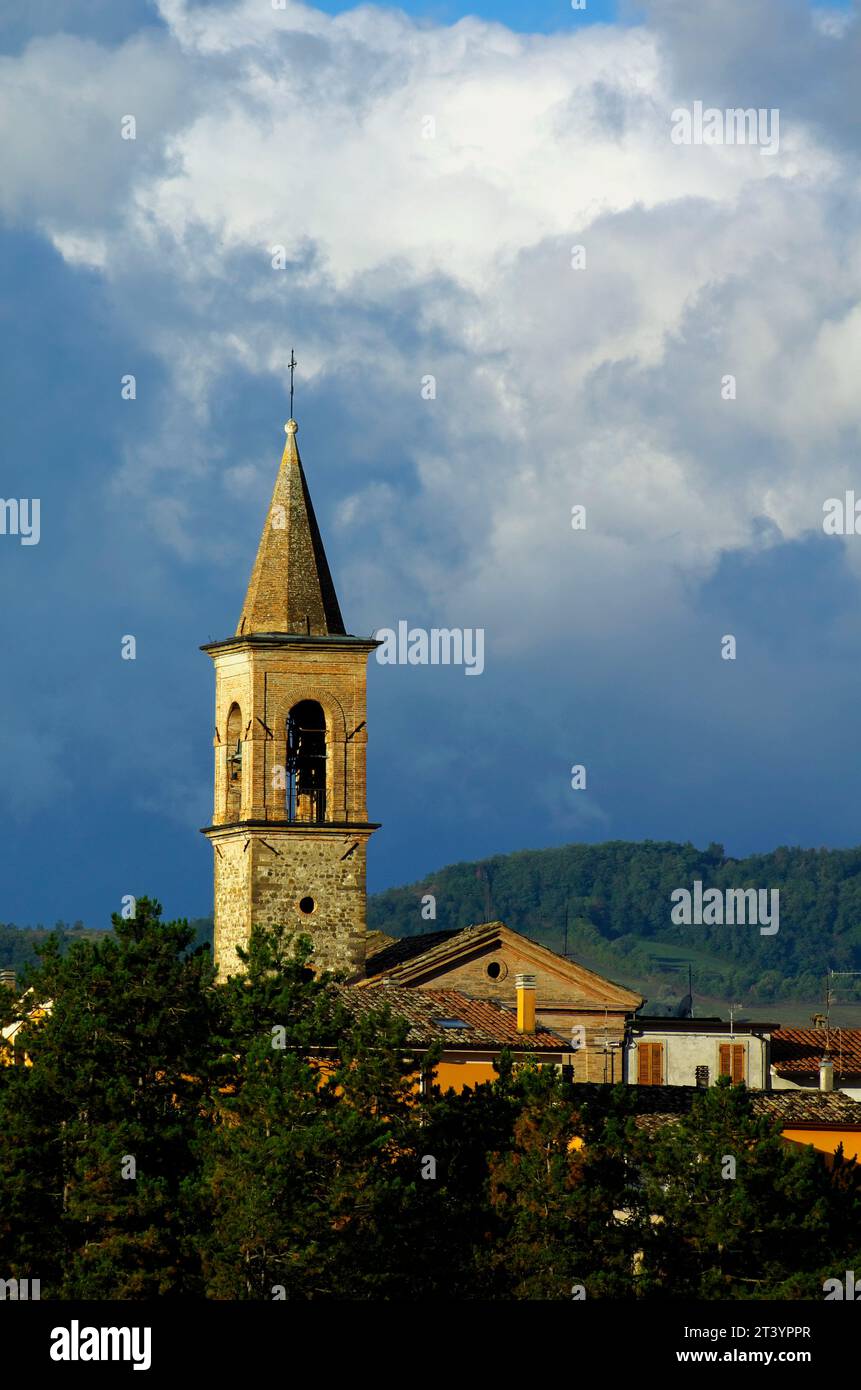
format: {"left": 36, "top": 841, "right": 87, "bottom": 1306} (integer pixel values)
{"left": 201, "top": 820, "right": 381, "bottom": 837}
{"left": 201, "top": 633, "right": 381, "bottom": 657}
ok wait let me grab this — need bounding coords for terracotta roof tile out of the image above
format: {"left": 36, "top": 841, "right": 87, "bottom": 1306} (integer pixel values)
{"left": 336, "top": 983, "right": 567, "bottom": 1050}
{"left": 595, "top": 1084, "right": 861, "bottom": 1136}
{"left": 771, "top": 1027, "right": 861, "bottom": 1078}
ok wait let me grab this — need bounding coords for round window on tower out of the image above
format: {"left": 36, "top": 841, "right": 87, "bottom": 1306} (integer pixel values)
{"left": 298, "top": 896, "right": 316, "bottom": 915}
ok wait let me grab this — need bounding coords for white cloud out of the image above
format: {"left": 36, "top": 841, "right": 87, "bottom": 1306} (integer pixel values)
{"left": 48, "top": 230, "right": 107, "bottom": 268}
{"left": 1, "top": 0, "right": 859, "bottom": 654}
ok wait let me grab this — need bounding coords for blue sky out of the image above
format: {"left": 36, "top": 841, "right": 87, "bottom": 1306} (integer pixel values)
{"left": 2, "top": 0, "right": 861, "bottom": 931}
{"left": 0, "top": 0, "right": 624, "bottom": 52}
{"left": 0, "top": 0, "right": 847, "bottom": 53}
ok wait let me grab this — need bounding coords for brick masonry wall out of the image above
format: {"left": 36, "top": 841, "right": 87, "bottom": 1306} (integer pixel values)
{"left": 209, "top": 645, "right": 371, "bottom": 827}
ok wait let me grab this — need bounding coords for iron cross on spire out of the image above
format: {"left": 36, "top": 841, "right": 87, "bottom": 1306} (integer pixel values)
{"left": 288, "top": 348, "right": 297, "bottom": 420}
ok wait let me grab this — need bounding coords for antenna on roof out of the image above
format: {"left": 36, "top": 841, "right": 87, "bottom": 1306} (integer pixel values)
{"left": 475, "top": 863, "right": 493, "bottom": 921}
{"left": 674, "top": 963, "right": 694, "bottom": 1019}
{"left": 827, "top": 969, "right": 861, "bottom": 1055}
{"left": 594, "top": 1007, "right": 622, "bottom": 1083}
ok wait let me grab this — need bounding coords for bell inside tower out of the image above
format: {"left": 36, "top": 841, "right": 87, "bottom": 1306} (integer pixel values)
{"left": 286, "top": 699, "right": 326, "bottom": 823}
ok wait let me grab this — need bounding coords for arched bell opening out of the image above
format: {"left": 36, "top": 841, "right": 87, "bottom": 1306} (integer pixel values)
{"left": 286, "top": 700, "right": 326, "bottom": 824}
{"left": 225, "top": 703, "right": 243, "bottom": 820}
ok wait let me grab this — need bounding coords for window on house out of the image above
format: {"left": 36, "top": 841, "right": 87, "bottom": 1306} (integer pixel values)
{"left": 637, "top": 1041, "right": 663, "bottom": 1085}
{"left": 695, "top": 1065, "right": 709, "bottom": 1088}
{"left": 719, "top": 1043, "right": 746, "bottom": 1084}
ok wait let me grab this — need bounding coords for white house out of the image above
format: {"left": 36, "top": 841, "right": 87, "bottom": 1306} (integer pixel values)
{"left": 625, "top": 1016, "right": 777, "bottom": 1089}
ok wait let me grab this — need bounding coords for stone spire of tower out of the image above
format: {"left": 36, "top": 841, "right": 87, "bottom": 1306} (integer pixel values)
{"left": 236, "top": 419, "right": 346, "bottom": 637}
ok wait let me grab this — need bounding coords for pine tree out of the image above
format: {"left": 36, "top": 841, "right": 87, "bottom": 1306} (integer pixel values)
{"left": 204, "top": 921, "right": 429, "bottom": 1299}
{"left": 0, "top": 898, "right": 216, "bottom": 1297}
{"left": 484, "top": 1067, "right": 643, "bottom": 1299}
{"left": 636, "top": 1078, "right": 861, "bottom": 1298}
{"left": 413, "top": 1052, "right": 522, "bottom": 1298}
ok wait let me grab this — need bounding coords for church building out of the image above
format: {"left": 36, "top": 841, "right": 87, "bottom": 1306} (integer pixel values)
{"left": 201, "top": 409, "right": 643, "bottom": 1084}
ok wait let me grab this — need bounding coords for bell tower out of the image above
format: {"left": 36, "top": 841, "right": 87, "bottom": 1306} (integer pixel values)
{"left": 201, "top": 416, "right": 379, "bottom": 978}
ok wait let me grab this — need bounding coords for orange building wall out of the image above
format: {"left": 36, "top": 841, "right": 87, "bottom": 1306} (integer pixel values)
{"left": 782, "top": 1128, "right": 861, "bottom": 1161}
{"left": 433, "top": 1059, "right": 498, "bottom": 1091}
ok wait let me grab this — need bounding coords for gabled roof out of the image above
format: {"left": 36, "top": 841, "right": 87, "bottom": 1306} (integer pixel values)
{"left": 365, "top": 930, "right": 459, "bottom": 977}
{"left": 335, "top": 984, "right": 568, "bottom": 1050}
{"left": 361, "top": 920, "right": 643, "bottom": 1010}
{"left": 236, "top": 419, "right": 346, "bottom": 638}
{"left": 364, "top": 930, "right": 400, "bottom": 961}
{"left": 771, "top": 1027, "right": 861, "bottom": 1078}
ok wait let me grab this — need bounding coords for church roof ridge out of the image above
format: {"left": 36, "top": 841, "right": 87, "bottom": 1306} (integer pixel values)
{"left": 360, "top": 918, "right": 643, "bottom": 1007}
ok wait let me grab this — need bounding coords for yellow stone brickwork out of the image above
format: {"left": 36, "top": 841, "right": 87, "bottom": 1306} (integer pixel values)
{"left": 208, "top": 642, "right": 372, "bottom": 828}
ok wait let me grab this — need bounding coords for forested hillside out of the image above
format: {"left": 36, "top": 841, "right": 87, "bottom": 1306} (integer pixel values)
{"left": 0, "top": 918, "right": 213, "bottom": 976}
{"left": 0, "top": 922, "right": 96, "bottom": 975}
{"left": 367, "top": 840, "right": 861, "bottom": 1004}
{"left": 4, "top": 842, "right": 861, "bottom": 1005}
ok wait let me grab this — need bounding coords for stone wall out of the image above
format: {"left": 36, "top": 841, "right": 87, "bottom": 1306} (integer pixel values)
{"left": 210, "top": 826, "right": 370, "bottom": 978}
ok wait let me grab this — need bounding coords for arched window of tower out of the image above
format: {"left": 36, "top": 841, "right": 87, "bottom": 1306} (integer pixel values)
{"left": 286, "top": 700, "right": 326, "bottom": 824}
{"left": 225, "top": 703, "right": 243, "bottom": 820}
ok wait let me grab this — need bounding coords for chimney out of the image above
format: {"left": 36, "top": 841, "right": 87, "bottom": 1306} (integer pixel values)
{"left": 0, "top": 970, "right": 15, "bottom": 992}
{"left": 515, "top": 973, "right": 536, "bottom": 1033}
{"left": 820, "top": 1054, "right": 834, "bottom": 1093}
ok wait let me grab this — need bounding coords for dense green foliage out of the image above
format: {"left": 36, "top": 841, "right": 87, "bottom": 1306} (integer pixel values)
{"left": 0, "top": 901, "right": 218, "bottom": 1297}
{"left": 0, "top": 900, "right": 860, "bottom": 1299}
{"left": 367, "top": 839, "right": 861, "bottom": 1002}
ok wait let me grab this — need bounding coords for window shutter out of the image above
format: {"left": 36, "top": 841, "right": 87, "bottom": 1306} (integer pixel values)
{"left": 638, "top": 1042, "right": 663, "bottom": 1085}
{"left": 731, "top": 1044, "right": 745, "bottom": 1083}
{"left": 719, "top": 1043, "right": 745, "bottom": 1082}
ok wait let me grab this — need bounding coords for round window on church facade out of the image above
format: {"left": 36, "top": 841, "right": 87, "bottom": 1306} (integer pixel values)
{"left": 298, "top": 896, "right": 316, "bottom": 915}
{"left": 486, "top": 960, "right": 507, "bottom": 981}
